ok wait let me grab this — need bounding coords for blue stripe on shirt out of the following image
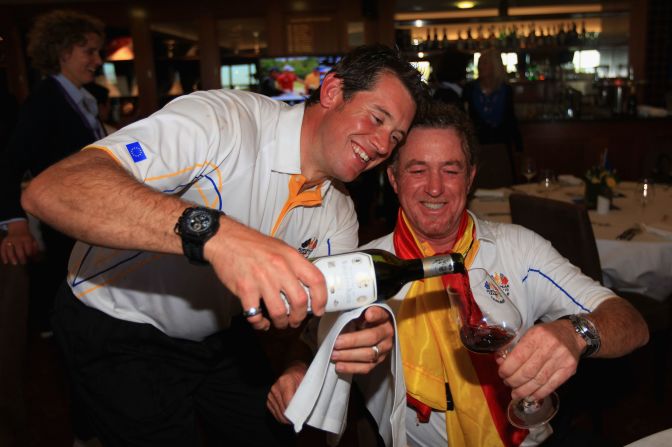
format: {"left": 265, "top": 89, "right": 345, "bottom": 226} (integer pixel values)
{"left": 523, "top": 268, "right": 591, "bottom": 312}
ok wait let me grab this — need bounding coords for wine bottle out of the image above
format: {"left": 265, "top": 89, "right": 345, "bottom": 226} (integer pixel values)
{"left": 282, "top": 249, "right": 465, "bottom": 313}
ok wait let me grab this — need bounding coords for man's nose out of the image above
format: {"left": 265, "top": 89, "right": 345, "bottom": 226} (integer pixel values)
{"left": 425, "top": 171, "right": 444, "bottom": 196}
{"left": 372, "top": 129, "right": 392, "bottom": 158}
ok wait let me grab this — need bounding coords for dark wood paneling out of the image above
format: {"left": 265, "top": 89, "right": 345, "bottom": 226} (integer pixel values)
{"left": 520, "top": 117, "right": 672, "bottom": 181}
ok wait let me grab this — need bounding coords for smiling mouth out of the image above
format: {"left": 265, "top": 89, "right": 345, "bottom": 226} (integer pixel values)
{"left": 422, "top": 202, "right": 445, "bottom": 210}
{"left": 353, "top": 145, "right": 370, "bottom": 163}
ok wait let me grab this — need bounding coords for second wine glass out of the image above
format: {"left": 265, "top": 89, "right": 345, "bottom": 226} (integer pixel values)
{"left": 521, "top": 157, "right": 537, "bottom": 183}
{"left": 447, "top": 267, "right": 559, "bottom": 429}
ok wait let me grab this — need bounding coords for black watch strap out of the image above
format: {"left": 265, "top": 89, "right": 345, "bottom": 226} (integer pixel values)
{"left": 174, "top": 207, "right": 224, "bottom": 265}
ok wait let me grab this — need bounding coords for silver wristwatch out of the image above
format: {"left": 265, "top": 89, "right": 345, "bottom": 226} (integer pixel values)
{"left": 565, "top": 314, "right": 601, "bottom": 358}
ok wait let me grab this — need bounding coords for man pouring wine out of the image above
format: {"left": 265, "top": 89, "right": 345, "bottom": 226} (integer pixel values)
{"left": 20, "top": 44, "right": 427, "bottom": 446}
{"left": 268, "top": 101, "right": 649, "bottom": 446}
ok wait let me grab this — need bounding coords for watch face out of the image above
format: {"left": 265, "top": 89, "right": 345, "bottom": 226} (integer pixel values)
{"left": 187, "top": 210, "right": 214, "bottom": 234}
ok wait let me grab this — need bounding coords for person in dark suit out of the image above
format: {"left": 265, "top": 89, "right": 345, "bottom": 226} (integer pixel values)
{"left": 0, "top": 11, "right": 105, "bottom": 444}
{"left": 0, "top": 8, "right": 105, "bottom": 287}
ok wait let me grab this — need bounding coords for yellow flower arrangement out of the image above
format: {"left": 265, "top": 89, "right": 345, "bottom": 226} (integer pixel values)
{"left": 585, "top": 165, "right": 618, "bottom": 201}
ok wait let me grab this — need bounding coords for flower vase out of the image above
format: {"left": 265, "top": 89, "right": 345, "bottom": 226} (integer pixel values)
{"left": 584, "top": 182, "right": 600, "bottom": 209}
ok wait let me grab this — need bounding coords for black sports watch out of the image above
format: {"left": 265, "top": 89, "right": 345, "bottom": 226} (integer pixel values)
{"left": 174, "top": 207, "right": 224, "bottom": 265}
{"left": 561, "top": 314, "right": 601, "bottom": 358}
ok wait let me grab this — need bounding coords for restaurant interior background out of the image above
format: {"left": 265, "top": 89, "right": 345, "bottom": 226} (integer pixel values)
{"left": 1, "top": 0, "right": 671, "bottom": 446}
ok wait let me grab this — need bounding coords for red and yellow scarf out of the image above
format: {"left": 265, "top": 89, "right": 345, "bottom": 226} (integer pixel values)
{"left": 393, "top": 209, "right": 528, "bottom": 447}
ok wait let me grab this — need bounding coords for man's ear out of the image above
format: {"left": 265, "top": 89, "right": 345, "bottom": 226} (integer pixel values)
{"left": 318, "top": 73, "right": 343, "bottom": 108}
{"left": 467, "top": 166, "right": 477, "bottom": 193}
{"left": 387, "top": 164, "right": 399, "bottom": 195}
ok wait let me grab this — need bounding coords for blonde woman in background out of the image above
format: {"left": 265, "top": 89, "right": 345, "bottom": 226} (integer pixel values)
{"left": 462, "top": 48, "right": 522, "bottom": 179}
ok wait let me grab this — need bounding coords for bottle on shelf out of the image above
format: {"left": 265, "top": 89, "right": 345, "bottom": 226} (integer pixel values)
{"left": 580, "top": 21, "right": 587, "bottom": 45}
{"left": 432, "top": 28, "right": 440, "bottom": 50}
{"left": 456, "top": 29, "right": 465, "bottom": 51}
{"left": 424, "top": 27, "right": 432, "bottom": 51}
{"left": 441, "top": 27, "right": 449, "bottom": 49}
{"left": 285, "top": 249, "right": 466, "bottom": 313}
{"left": 466, "top": 26, "right": 474, "bottom": 51}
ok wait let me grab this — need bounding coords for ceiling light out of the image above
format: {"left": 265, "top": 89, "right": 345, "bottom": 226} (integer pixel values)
{"left": 456, "top": 1, "right": 476, "bottom": 9}
{"left": 414, "top": 19, "right": 424, "bottom": 27}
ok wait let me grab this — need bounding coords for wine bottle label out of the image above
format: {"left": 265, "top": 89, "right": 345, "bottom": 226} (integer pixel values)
{"left": 280, "top": 252, "right": 378, "bottom": 313}
{"left": 422, "top": 255, "right": 459, "bottom": 276}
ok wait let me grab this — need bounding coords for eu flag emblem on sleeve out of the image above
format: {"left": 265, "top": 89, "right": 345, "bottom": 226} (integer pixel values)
{"left": 126, "top": 142, "right": 147, "bottom": 163}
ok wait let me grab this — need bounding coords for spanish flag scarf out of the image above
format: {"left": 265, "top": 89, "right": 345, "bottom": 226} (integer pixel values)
{"left": 394, "top": 209, "right": 528, "bottom": 447}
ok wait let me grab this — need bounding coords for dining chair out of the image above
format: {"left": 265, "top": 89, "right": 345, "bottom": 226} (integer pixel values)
{"left": 642, "top": 146, "right": 672, "bottom": 184}
{"left": 472, "top": 143, "right": 515, "bottom": 190}
{"left": 508, "top": 193, "right": 603, "bottom": 281}
{"left": 509, "top": 193, "right": 671, "bottom": 411}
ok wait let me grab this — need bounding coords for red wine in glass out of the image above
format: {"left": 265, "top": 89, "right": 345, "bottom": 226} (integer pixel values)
{"left": 448, "top": 268, "right": 559, "bottom": 429}
{"left": 460, "top": 324, "right": 517, "bottom": 354}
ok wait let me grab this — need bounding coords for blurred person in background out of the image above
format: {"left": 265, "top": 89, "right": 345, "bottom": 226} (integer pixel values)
{"left": 462, "top": 48, "right": 522, "bottom": 180}
{"left": 0, "top": 8, "right": 105, "bottom": 288}
{"left": 0, "top": 9, "right": 106, "bottom": 447}
{"left": 276, "top": 64, "right": 303, "bottom": 93}
{"left": 304, "top": 66, "right": 321, "bottom": 95}
{"left": 259, "top": 66, "right": 282, "bottom": 97}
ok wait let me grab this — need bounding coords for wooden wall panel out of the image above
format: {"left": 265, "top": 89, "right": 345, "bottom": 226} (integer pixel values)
{"left": 520, "top": 117, "right": 672, "bottom": 181}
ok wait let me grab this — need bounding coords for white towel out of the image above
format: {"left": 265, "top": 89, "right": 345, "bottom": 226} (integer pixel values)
{"left": 284, "top": 303, "right": 405, "bottom": 446}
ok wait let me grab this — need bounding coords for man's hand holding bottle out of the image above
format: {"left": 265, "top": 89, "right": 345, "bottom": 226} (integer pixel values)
{"left": 204, "top": 216, "right": 328, "bottom": 331}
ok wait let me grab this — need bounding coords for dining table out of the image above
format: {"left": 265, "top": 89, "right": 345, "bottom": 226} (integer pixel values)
{"left": 468, "top": 180, "right": 672, "bottom": 302}
{"left": 624, "top": 427, "right": 672, "bottom": 447}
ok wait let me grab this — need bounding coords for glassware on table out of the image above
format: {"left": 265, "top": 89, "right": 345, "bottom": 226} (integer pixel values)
{"left": 447, "top": 267, "right": 560, "bottom": 429}
{"left": 635, "top": 178, "right": 655, "bottom": 208}
{"left": 521, "top": 157, "right": 538, "bottom": 183}
{"left": 539, "top": 169, "right": 556, "bottom": 195}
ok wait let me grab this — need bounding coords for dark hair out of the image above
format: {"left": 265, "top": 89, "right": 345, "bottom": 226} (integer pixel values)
{"left": 305, "top": 44, "right": 427, "bottom": 108}
{"left": 27, "top": 10, "right": 105, "bottom": 75}
{"left": 390, "top": 100, "right": 478, "bottom": 176}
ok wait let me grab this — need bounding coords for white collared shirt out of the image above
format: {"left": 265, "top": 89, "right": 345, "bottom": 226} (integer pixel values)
{"left": 357, "top": 211, "right": 615, "bottom": 446}
{"left": 68, "top": 89, "right": 358, "bottom": 340}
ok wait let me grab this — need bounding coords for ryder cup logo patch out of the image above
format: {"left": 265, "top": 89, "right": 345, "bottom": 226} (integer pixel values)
{"left": 491, "top": 272, "right": 511, "bottom": 297}
{"left": 126, "top": 142, "right": 147, "bottom": 163}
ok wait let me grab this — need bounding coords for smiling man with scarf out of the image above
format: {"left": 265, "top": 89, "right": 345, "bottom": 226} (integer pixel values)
{"left": 268, "top": 101, "right": 649, "bottom": 447}
{"left": 358, "top": 101, "right": 648, "bottom": 446}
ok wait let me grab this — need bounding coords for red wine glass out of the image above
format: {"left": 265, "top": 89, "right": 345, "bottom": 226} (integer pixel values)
{"left": 447, "top": 267, "right": 559, "bottom": 429}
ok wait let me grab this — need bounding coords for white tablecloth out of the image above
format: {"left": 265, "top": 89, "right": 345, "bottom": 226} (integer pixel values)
{"left": 625, "top": 427, "right": 672, "bottom": 446}
{"left": 468, "top": 181, "right": 672, "bottom": 301}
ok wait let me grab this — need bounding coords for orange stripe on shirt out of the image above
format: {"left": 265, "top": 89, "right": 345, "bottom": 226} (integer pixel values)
{"left": 71, "top": 253, "right": 163, "bottom": 299}
{"left": 270, "top": 175, "right": 323, "bottom": 237}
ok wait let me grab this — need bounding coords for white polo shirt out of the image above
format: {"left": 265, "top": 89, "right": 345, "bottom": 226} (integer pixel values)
{"left": 67, "top": 89, "right": 358, "bottom": 341}
{"left": 356, "top": 211, "right": 616, "bottom": 447}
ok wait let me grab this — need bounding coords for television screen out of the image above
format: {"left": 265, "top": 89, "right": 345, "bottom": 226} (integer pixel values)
{"left": 258, "top": 55, "right": 341, "bottom": 104}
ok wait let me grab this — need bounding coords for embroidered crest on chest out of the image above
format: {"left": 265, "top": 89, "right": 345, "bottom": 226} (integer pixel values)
{"left": 298, "top": 237, "right": 318, "bottom": 257}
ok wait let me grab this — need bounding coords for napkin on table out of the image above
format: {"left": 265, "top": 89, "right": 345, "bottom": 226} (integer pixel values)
{"left": 641, "top": 220, "right": 672, "bottom": 240}
{"left": 557, "top": 174, "right": 583, "bottom": 186}
{"left": 473, "top": 188, "right": 506, "bottom": 199}
{"left": 284, "top": 303, "right": 405, "bottom": 447}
